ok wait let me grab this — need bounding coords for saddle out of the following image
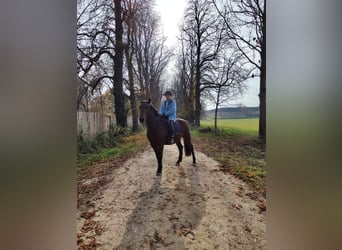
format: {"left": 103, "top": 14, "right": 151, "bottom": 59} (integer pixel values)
{"left": 161, "top": 116, "right": 180, "bottom": 144}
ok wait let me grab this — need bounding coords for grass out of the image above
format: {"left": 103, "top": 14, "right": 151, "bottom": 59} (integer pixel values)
{"left": 192, "top": 119, "right": 266, "bottom": 198}
{"left": 201, "top": 118, "right": 258, "bottom": 132}
{"left": 77, "top": 132, "right": 147, "bottom": 169}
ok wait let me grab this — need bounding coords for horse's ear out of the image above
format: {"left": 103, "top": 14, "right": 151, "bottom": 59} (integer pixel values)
{"left": 148, "top": 98, "right": 151, "bottom": 104}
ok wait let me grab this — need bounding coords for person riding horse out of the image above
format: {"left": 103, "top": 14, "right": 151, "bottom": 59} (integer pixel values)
{"left": 139, "top": 99, "right": 196, "bottom": 175}
{"left": 159, "top": 90, "right": 176, "bottom": 144}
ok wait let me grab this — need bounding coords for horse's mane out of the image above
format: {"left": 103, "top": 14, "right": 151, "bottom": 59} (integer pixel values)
{"left": 141, "top": 99, "right": 160, "bottom": 118}
{"left": 149, "top": 103, "right": 159, "bottom": 117}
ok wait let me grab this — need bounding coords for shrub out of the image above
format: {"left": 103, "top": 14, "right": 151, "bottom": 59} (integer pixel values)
{"left": 77, "top": 132, "right": 96, "bottom": 155}
{"left": 198, "top": 127, "right": 213, "bottom": 133}
{"left": 77, "top": 126, "right": 132, "bottom": 156}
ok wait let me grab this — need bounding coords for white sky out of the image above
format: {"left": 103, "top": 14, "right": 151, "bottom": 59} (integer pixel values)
{"left": 155, "top": 0, "right": 260, "bottom": 108}
{"left": 155, "top": 0, "right": 186, "bottom": 48}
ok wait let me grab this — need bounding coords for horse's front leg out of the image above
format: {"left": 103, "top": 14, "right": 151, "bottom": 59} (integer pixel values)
{"left": 153, "top": 145, "right": 164, "bottom": 176}
{"left": 175, "top": 140, "right": 183, "bottom": 166}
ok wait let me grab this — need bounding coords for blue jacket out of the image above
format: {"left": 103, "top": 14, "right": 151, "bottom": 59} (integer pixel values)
{"left": 159, "top": 99, "right": 177, "bottom": 121}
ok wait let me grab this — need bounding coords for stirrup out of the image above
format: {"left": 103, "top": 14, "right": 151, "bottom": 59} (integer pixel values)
{"left": 167, "top": 137, "right": 174, "bottom": 145}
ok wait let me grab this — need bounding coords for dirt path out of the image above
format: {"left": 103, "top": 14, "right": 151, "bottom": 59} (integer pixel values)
{"left": 77, "top": 145, "right": 266, "bottom": 250}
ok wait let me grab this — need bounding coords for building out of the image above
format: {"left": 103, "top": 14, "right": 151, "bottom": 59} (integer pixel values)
{"left": 205, "top": 107, "right": 259, "bottom": 119}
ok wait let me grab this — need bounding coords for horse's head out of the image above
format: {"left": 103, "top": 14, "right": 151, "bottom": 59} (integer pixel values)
{"left": 139, "top": 99, "right": 151, "bottom": 123}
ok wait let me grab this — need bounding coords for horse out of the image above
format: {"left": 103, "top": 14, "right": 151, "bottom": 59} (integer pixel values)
{"left": 139, "top": 99, "right": 196, "bottom": 176}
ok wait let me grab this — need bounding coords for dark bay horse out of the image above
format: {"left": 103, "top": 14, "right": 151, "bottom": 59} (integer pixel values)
{"left": 139, "top": 99, "right": 196, "bottom": 176}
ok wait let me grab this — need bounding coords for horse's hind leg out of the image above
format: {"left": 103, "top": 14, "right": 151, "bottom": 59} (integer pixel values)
{"left": 191, "top": 144, "right": 196, "bottom": 166}
{"left": 176, "top": 140, "right": 183, "bottom": 166}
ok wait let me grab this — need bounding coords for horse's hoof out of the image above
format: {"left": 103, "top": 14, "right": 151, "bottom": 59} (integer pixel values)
{"left": 192, "top": 162, "right": 196, "bottom": 166}
{"left": 156, "top": 172, "right": 161, "bottom": 176}
{"left": 175, "top": 162, "right": 180, "bottom": 166}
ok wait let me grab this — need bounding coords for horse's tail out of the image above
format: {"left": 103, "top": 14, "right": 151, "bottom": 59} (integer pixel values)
{"left": 181, "top": 120, "right": 193, "bottom": 156}
{"left": 184, "top": 142, "right": 192, "bottom": 156}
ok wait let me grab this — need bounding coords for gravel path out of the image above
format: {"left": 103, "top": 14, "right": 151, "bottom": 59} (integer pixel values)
{"left": 77, "top": 145, "right": 266, "bottom": 250}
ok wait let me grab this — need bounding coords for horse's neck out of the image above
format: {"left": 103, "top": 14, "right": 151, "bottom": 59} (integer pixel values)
{"left": 146, "top": 114, "right": 159, "bottom": 127}
{"left": 146, "top": 108, "right": 161, "bottom": 128}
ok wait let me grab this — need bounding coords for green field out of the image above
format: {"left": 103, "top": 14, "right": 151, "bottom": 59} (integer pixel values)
{"left": 194, "top": 117, "right": 265, "bottom": 197}
{"left": 200, "top": 118, "right": 258, "bottom": 132}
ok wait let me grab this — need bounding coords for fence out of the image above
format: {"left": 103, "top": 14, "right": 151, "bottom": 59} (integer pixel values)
{"left": 77, "top": 111, "right": 114, "bottom": 138}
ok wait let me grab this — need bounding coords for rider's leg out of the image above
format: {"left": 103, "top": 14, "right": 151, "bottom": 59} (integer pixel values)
{"left": 169, "top": 120, "right": 175, "bottom": 144}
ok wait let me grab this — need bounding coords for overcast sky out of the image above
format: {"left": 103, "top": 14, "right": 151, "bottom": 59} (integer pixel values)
{"left": 155, "top": 0, "right": 186, "bottom": 48}
{"left": 155, "top": 0, "right": 259, "bottom": 108}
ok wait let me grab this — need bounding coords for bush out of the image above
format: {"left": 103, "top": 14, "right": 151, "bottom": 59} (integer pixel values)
{"left": 198, "top": 127, "right": 213, "bottom": 133}
{"left": 77, "top": 132, "right": 97, "bottom": 155}
{"left": 77, "top": 126, "right": 132, "bottom": 156}
{"left": 108, "top": 124, "right": 131, "bottom": 138}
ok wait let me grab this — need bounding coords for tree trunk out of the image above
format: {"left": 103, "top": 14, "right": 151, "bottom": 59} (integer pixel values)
{"left": 259, "top": 2, "right": 266, "bottom": 142}
{"left": 125, "top": 17, "right": 139, "bottom": 131}
{"left": 194, "top": 70, "right": 201, "bottom": 127}
{"left": 194, "top": 34, "right": 201, "bottom": 127}
{"left": 189, "top": 64, "right": 195, "bottom": 125}
{"left": 113, "top": 0, "right": 127, "bottom": 127}
{"left": 129, "top": 88, "right": 139, "bottom": 131}
{"left": 214, "top": 88, "right": 220, "bottom": 135}
{"left": 214, "top": 104, "right": 218, "bottom": 135}
{"left": 259, "top": 56, "right": 266, "bottom": 142}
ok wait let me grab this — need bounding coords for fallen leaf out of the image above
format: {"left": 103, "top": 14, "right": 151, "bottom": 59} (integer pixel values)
{"left": 232, "top": 204, "right": 243, "bottom": 210}
{"left": 235, "top": 191, "right": 243, "bottom": 197}
{"left": 80, "top": 211, "right": 95, "bottom": 219}
{"left": 244, "top": 224, "right": 252, "bottom": 233}
{"left": 81, "top": 220, "right": 96, "bottom": 233}
{"left": 257, "top": 201, "right": 266, "bottom": 211}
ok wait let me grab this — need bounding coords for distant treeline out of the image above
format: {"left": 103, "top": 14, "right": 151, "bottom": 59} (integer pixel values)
{"left": 205, "top": 107, "right": 259, "bottom": 119}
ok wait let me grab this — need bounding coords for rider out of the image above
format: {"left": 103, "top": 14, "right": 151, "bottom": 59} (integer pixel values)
{"left": 159, "top": 90, "right": 176, "bottom": 144}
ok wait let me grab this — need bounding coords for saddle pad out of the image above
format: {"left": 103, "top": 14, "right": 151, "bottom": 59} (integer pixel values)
{"left": 174, "top": 120, "right": 181, "bottom": 134}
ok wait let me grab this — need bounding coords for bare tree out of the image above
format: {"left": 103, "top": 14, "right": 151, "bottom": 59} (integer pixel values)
{"left": 76, "top": 0, "right": 129, "bottom": 127}
{"left": 77, "top": 1, "right": 116, "bottom": 110}
{"left": 172, "top": 30, "right": 196, "bottom": 122}
{"left": 77, "top": 0, "right": 101, "bottom": 110}
{"left": 132, "top": 5, "right": 172, "bottom": 107}
{"left": 77, "top": 8, "right": 112, "bottom": 110}
{"left": 77, "top": 0, "right": 171, "bottom": 128}
{"left": 122, "top": 0, "right": 142, "bottom": 131}
{"left": 77, "top": 0, "right": 128, "bottom": 127}
{"left": 205, "top": 49, "right": 250, "bottom": 134}
{"left": 213, "top": 0, "right": 266, "bottom": 141}
{"left": 113, "top": 0, "right": 127, "bottom": 127}
{"left": 182, "top": 0, "right": 225, "bottom": 127}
